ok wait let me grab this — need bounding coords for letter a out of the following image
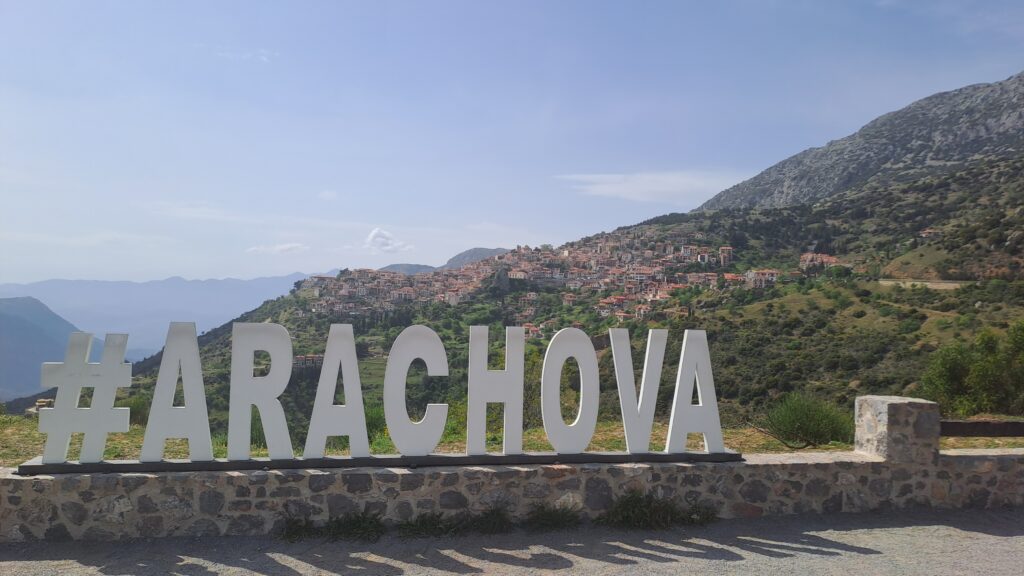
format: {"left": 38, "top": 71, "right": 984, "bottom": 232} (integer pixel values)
{"left": 610, "top": 328, "right": 667, "bottom": 454}
{"left": 304, "top": 324, "right": 370, "bottom": 458}
{"left": 666, "top": 330, "right": 725, "bottom": 453}
{"left": 141, "top": 323, "right": 213, "bottom": 462}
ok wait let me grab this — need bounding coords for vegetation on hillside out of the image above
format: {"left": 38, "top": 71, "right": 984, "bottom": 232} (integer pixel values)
{"left": 111, "top": 273, "right": 1024, "bottom": 455}
{"left": 10, "top": 155, "right": 1024, "bottom": 458}
{"left": 920, "top": 320, "right": 1024, "bottom": 417}
{"left": 645, "top": 155, "right": 1024, "bottom": 281}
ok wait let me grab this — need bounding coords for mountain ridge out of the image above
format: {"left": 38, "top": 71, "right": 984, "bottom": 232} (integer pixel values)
{"left": 0, "top": 297, "right": 103, "bottom": 401}
{"left": 700, "top": 71, "right": 1024, "bottom": 211}
{"left": 0, "top": 272, "right": 309, "bottom": 352}
{"left": 379, "top": 247, "right": 510, "bottom": 275}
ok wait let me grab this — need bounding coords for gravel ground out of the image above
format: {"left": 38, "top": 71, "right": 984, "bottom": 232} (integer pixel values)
{"left": 1, "top": 508, "right": 1022, "bottom": 575}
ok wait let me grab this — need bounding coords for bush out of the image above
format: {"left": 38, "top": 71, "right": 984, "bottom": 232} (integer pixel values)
{"left": 522, "top": 503, "right": 581, "bottom": 532}
{"left": 754, "top": 392, "right": 854, "bottom": 448}
{"left": 279, "top": 511, "right": 385, "bottom": 543}
{"left": 396, "top": 512, "right": 469, "bottom": 538}
{"left": 280, "top": 518, "right": 320, "bottom": 543}
{"left": 921, "top": 322, "right": 1024, "bottom": 416}
{"left": 469, "top": 506, "right": 514, "bottom": 534}
{"left": 324, "top": 511, "right": 386, "bottom": 542}
{"left": 595, "top": 490, "right": 716, "bottom": 530}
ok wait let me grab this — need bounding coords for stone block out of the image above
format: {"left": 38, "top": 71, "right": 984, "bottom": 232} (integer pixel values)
{"left": 855, "top": 396, "right": 940, "bottom": 465}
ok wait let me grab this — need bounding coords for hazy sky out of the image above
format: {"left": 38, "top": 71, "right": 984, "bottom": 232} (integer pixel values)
{"left": 2, "top": 1, "right": 1023, "bottom": 283}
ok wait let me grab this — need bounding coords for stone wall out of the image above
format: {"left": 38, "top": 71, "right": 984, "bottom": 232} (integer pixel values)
{"left": 2, "top": 396, "right": 1022, "bottom": 541}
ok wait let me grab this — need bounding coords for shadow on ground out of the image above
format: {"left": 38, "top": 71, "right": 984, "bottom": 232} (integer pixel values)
{"left": 3, "top": 508, "right": 1022, "bottom": 575}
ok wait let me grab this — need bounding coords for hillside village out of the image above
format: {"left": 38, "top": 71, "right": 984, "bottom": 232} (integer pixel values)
{"left": 295, "top": 225, "right": 847, "bottom": 347}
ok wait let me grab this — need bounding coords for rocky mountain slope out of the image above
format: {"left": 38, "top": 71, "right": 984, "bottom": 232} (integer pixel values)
{"left": 701, "top": 71, "right": 1024, "bottom": 211}
{"left": 379, "top": 247, "right": 510, "bottom": 275}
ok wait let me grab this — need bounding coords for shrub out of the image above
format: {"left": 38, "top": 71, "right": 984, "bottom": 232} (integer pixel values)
{"left": 921, "top": 323, "right": 1024, "bottom": 416}
{"left": 595, "top": 490, "right": 717, "bottom": 530}
{"left": 280, "top": 518, "right": 320, "bottom": 543}
{"left": 754, "top": 392, "right": 854, "bottom": 448}
{"left": 324, "top": 511, "right": 386, "bottom": 542}
{"left": 522, "top": 503, "right": 581, "bottom": 532}
{"left": 397, "top": 512, "right": 469, "bottom": 538}
{"left": 469, "top": 506, "right": 514, "bottom": 534}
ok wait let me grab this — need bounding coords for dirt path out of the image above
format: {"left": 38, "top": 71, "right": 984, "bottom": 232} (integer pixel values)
{"left": 878, "top": 279, "right": 967, "bottom": 290}
{"left": 2, "top": 508, "right": 1023, "bottom": 575}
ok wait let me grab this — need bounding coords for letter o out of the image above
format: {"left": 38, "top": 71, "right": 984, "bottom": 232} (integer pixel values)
{"left": 541, "top": 328, "right": 600, "bottom": 454}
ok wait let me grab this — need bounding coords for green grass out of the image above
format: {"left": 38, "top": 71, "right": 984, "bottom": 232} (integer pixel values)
{"left": 0, "top": 412, "right": 863, "bottom": 467}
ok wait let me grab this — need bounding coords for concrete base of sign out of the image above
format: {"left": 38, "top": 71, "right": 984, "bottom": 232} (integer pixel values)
{"left": 15, "top": 451, "right": 743, "bottom": 476}
{"left": 2, "top": 397, "right": 1022, "bottom": 542}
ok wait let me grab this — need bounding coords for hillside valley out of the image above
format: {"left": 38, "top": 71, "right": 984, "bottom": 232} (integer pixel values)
{"left": 9, "top": 71, "right": 1024, "bottom": 456}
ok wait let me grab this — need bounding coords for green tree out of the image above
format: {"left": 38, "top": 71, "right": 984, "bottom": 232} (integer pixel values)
{"left": 920, "top": 321, "right": 1024, "bottom": 416}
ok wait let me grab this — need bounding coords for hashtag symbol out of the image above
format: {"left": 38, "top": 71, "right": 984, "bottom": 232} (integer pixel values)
{"left": 39, "top": 333, "right": 132, "bottom": 464}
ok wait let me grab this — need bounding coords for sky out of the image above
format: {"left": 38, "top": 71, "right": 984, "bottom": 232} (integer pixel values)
{"left": 2, "top": 1, "right": 1023, "bottom": 283}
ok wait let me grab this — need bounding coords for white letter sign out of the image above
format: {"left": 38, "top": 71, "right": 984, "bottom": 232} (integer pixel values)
{"left": 228, "top": 323, "right": 294, "bottom": 460}
{"left": 34, "top": 323, "right": 731, "bottom": 467}
{"left": 541, "top": 328, "right": 600, "bottom": 454}
{"left": 383, "top": 325, "right": 449, "bottom": 457}
{"left": 666, "top": 330, "right": 725, "bottom": 453}
{"left": 303, "top": 324, "right": 371, "bottom": 458}
{"left": 467, "top": 326, "right": 525, "bottom": 455}
{"left": 141, "top": 322, "right": 213, "bottom": 462}
{"left": 610, "top": 328, "right": 667, "bottom": 454}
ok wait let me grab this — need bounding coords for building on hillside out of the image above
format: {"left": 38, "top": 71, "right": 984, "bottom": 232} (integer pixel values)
{"left": 293, "top": 355, "right": 324, "bottom": 369}
{"left": 745, "top": 269, "right": 779, "bottom": 289}
{"left": 445, "top": 290, "right": 461, "bottom": 306}
{"left": 799, "top": 252, "right": 840, "bottom": 270}
{"left": 719, "top": 246, "right": 734, "bottom": 266}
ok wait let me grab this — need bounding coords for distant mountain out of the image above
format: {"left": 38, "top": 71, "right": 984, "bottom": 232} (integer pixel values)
{"left": 0, "top": 297, "right": 101, "bottom": 402}
{"left": 378, "top": 263, "right": 437, "bottom": 275}
{"left": 379, "top": 247, "right": 509, "bottom": 275}
{"left": 441, "top": 247, "right": 510, "bottom": 269}
{"left": 0, "top": 273, "right": 308, "bottom": 354}
{"left": 701, "top": 71, "right": 1024, "bottom": 211}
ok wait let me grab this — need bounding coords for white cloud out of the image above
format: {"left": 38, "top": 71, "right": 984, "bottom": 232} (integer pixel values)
{"left": 245, "top": 242, "right": 309, "bottom": 255}
{"left": 558, "top": 170, "right": 747, "bottom": 205}
{"left": 364, "top": 228, "right": 413, "bottom": 253}
{"left": 216, "top": 48, "right": 278, "bottom": 63}
{"left": 317, "top": 190, "right": 338, "bottom": 201}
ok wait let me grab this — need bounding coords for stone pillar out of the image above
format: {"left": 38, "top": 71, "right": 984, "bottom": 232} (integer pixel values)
{"left": 855, "top": 396, "right": 940, "bottom": 465}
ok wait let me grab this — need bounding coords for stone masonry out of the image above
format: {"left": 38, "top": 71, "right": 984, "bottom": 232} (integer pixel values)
{"left": 1, "top": 396, "right": 1022, "bottom": 541}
